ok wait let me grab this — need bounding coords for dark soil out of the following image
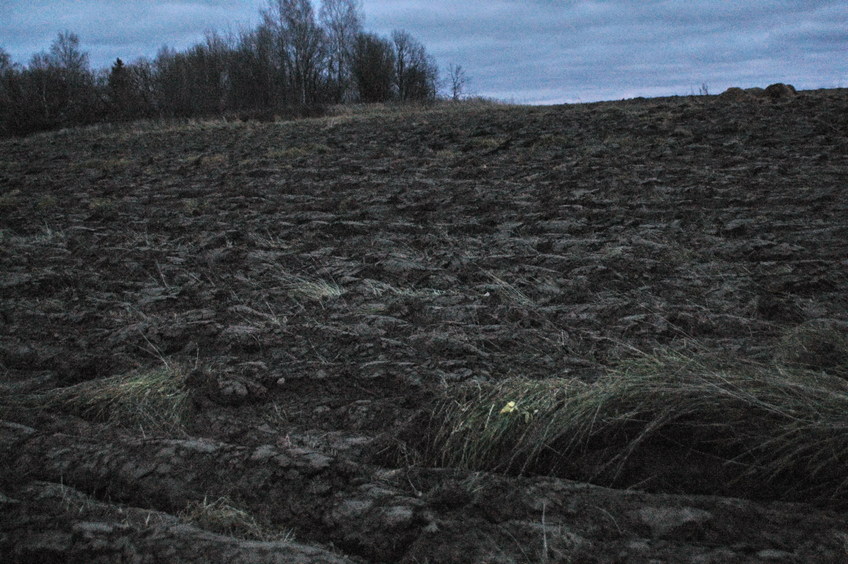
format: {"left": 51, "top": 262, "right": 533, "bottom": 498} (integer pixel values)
{"left": 2, "top": 90, "right": 848, "bottom": 562}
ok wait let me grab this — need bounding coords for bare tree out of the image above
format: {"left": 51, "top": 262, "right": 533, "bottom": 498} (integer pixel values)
{"left": 391, "top": 30, "right": 412, "bottom": 100}
{"left": 0, "top": 48, "right": 20, "bottom": 135}
{"left": 227, "top": 24, "right": 278, "bottom": 112}
{"left": 0, "top": 1, "right": 448, "bottom": 135}
{"left": 193, "top": 31, "right": 232, "bottom": 114}
{"left": 447, "top": 63, "right": 467, "bottom": 101}
{"left": 48, "top": 31, "right": 89, "bottom": 75}
{"left": 352, "top": 32, "right": 394, "bottom": 102}
{"left": 263, "top": 0, "right": 327, "bottom": 107}
{"left": 127, "top": 57, "right": 157, "bottom": 115}
{"left": 391, "top": 30, "right": 437, "bottom": 102}
{"left": 0, "top": 48, "right": 13, "bottom": 73}
{"left": 154, "top": 46, "right": 190, "bottom": 116}
{"left": 319, "top": 0, "right": 363, "bottom": 102}
{"left": 104, "top": 56, "right": 157, "bottom": 119}
{"left": 17, "top": 32, "right": 100, "bottom": 129}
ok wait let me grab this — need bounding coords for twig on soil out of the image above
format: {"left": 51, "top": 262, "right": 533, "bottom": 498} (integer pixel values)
{"left": 155, "top": 260, "right": 170, "bottom": 289}
{"left": 594, "top": 505, "right": 623, "bottom": 536}
{"left": 138, "top": 328, "right": 169, "bottom": 367}
{"left": 541, "top": 501, "right": 548, "bottom": 563}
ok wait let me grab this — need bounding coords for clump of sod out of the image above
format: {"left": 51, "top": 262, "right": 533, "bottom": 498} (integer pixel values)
{"left": 34, "top": 363, "right": 190, "bottom": 434}
{"left": 432, "top": 350, "right": 848, "bottom": 505}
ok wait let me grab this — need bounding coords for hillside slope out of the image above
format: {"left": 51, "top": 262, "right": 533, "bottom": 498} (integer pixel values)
{"left": 2, "top": 90, "right": 848, "bottom": 562}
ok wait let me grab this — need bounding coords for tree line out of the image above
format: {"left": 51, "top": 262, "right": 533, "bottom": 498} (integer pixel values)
{"left": 0, "top": 0, "right": 465, "bottom": 136}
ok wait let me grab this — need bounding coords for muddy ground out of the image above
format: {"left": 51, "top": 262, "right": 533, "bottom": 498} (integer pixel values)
{"left": 2, "top": 88, "right": 848, "bottom": 562}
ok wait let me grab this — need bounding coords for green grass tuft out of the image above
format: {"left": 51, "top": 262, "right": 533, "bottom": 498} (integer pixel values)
{"left": 431, "top": 350, "right": 848, "bottom": 505}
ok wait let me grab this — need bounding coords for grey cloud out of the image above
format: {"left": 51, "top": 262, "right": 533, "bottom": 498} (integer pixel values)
{"left": 2, "top": 1, "right": 262, "bottom": 65}
{"left": 1, "top": 0, "right": 845, "bottom": 103}
{"left": 393, "top": 0, "right": 846, "bottom": 101}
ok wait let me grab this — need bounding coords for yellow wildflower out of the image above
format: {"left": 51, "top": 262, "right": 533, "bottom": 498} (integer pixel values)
{"left": 499, "top": 401, "right": 517, "bottom": 414}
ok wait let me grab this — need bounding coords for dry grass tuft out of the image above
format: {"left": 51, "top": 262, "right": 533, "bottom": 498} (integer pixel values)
{"left": 179, "top": 496, "right": 294, "bottom": 542}
{"left": 776, "top": 319, "right": 848, "bottom": 376}
{"left": 280, "top": 273, "right": 344, "bottom": 302}
{"left": 30, "top": 364, "right": 190, "bottom": 434}
{"left": 432, "top": 349, "right": 848, "bottom": 505}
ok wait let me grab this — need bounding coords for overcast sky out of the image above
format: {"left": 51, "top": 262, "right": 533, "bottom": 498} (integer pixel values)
{"left": 1, "top": 0, "right": 846, "bottom": 104}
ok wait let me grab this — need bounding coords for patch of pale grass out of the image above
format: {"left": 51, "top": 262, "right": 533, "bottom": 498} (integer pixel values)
{"left": 362, "top": 278, "right": 446, "bottom": 298}
{"left": 433, "top": 349, "right": 848, "bottom": 504}
{"left": 29, "top": 364, "right": 190, "bottom": 434}
{"left": 484, "top": 271, "right": 533, "bottom": 306}
{"left": 1, "top": 223, "right": 66, "bottom": 246}
{"left": 281, "top": 274, "right": 344, "bottom": 302}
{"left": 321, "top": 97, "right": 518, "bottom": 127}
{"left": 179, "top": 496, "right": 294, "bottom": 542}
{"left": 266, "top": 143, "right": 331, "bottom": 160}
{"left": 776, "top": 319, "right": 848, "bottom": 375}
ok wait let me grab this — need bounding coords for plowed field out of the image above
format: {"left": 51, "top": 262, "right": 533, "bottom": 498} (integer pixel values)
{"left": 2, "top": 89, "right": 848, "bottom": 562}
